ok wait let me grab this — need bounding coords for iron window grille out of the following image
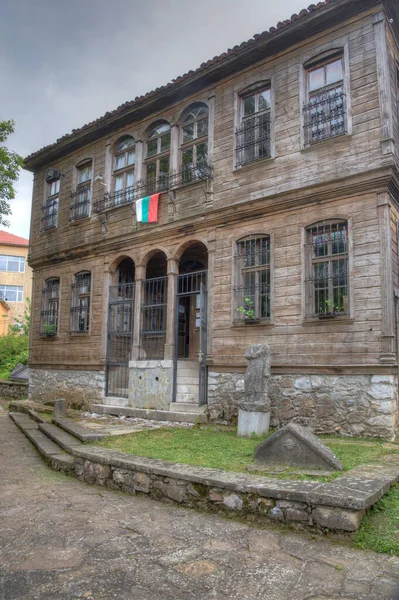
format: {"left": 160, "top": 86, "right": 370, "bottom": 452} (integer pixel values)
{"left": 41, "top": 178, "right": 60, "bottom": 231}
{"left": 70, "top": 182, "right": 91, "bottom": 221}
{"left": 303, "top": 56, "right": 346, "bottom": 145}
{"left": 70, "top": 272, "right": 91, "bottom": 333}
{"left": 108, "top": 282, "right": 135, "bottom": 334}
{"left": 139, "top": 276, "right": 168, "bottom": 360}
{"left": 236, "top": 87, "right": 271, "bottom": 167}
{"left": 40, "top": 278, "right": 60, "bottom": 336}
{"left": 305, "top": 220, "right": 349, "bottom": 318}
{"left": 233, "top": 236, "right": 271, "bottom": 322}
{"left": 0, "top": 254, "right": 25, "bottom": 273}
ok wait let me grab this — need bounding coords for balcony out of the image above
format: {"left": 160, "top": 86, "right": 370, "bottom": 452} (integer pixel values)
{"left": 93, "top": 164, "right": 213, "bottom": 214}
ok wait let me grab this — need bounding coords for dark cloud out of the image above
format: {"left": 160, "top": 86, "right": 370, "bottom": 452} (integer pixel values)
{"left": 0, "top": 0, "right": 308, "bottom": 238}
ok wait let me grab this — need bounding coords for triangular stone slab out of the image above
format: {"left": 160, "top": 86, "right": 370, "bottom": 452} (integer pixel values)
{"left": 254, "top": 423, "right": 343, "bottom": 471}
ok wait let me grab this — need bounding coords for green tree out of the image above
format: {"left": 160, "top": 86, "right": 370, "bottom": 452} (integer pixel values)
{"left": 9, "top": 297, "right": 31, "bottom": 336}
{"left": 0, "top": 120, "right": 23, "bottom": 227}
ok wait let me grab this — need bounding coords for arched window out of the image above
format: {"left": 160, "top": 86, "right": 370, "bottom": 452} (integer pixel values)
{"left": 70, "top": 271, "right": 91, "bottom": 333}
{"left": 40, "top": 277, "right": 60, "bottom": 336}
{"left": 305, "top": 219, "right": 349, "bottom": 317}
{"left": 70, "top": 159, "right": 92, "bottom": 221}
{"left": 303, "top": 50, "right": 346, "bottom": 145}
{"left": 144, "top": 121, "right": 171, "bottom": 193}
{"left": 113, "top": 136, "right": 136, "bottom": 204}
{"left": 180, "top": 104, "right": 209, "bottom": 183}
{"left": 233, "top": 235, "right": 271, "bottom": 322}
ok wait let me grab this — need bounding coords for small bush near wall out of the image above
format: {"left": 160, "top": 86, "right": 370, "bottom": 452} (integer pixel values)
{"left": 0, "top": 333, "right": 29, "bottom": 380}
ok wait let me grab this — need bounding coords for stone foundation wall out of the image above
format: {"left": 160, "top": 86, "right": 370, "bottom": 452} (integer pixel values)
{"left": 0, "top": 380, "right": 28, "bottom": 400}
{"left": 29, "top": 368, "right": 105, "bottom": 409}
{"left": 207, "top": 372, "right": 398, "bottom": 440}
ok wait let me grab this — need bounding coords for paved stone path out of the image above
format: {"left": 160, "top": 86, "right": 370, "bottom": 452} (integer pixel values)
{"left": 1, "top": 413, "right": 399, "bottom": 600}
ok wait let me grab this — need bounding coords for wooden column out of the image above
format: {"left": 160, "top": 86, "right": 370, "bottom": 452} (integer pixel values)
{"left": 164, "top": 258, "right": 178, "bottom": 360}
{"left": 206, "top": 236, "right": 215, "bottom": 364}
{"left": 378, "top": 192, "right": 395, "bottom": 363}
{"left": 373, "top": 13, "right": 395, "bottom": 157}
{"left": 130, "top": 264, "right": 145, "bottom": 361}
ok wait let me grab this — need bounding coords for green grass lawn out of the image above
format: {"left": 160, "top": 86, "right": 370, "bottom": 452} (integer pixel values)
{"left": 94, "top": 424, "right": 398, "bottom": 478}
{"left": 354, "top": 484, "right": 399, "bottom": 555}
{"left": 0, "top": 371, "right": 9, "bottom": 381}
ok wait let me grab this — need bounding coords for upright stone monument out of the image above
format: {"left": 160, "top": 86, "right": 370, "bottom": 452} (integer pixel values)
{"left": 237, "top": 344, "right": 271, "bottom": 437}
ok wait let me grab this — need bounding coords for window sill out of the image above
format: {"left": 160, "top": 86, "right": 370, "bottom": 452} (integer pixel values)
{"left": 69, "top": 332, "right": 90, "bottom": 336}
{"left": 301, "top": 132, "right": 351, "bottom": 153}
{"left": 232, "top": 319, "right": 274, "bottom": 328}
{"left": 39, "top": 334, "right": 59, "bottom": 340}
{"left": 69, "top": 216, "right": 91, "bottom": 226}
{"left": 233, "top": 155, "right": 274, "bottom": 173}
{"left": 40, "top": 226, "right": 58, "bottom": 234}
{"left": 302, "top": 315, "right": 354, "bottom": 326}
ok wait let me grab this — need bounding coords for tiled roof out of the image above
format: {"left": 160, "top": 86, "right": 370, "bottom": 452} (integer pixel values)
{"left": 0, "top": 230, "right": 29, "bottom": 246}
{"left": 24, "top": 1, "right": 334, "bottom": 165}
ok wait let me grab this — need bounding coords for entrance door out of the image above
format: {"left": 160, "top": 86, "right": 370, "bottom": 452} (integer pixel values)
{"left": 105, "top": 282, "right": 134, "bottom": 398}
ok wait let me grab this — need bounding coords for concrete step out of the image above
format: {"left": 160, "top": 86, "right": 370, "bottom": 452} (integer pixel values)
{"left": 39, "top": 423, "right": 83, "bottom": 454}
{"left": 102, "top": 396, "right": 129, "bottom": 407}
{"left": 9, "top": 413, "right": 75, "bottom": 473}
{"left": 176, "top": 376, "right": 200, "bottom": 385}
{"left": 172, "top": 403, "right": 206, "bottom": 414}
{"left": 176, "top": 394, "right": 199, "bottom": 403}
{"left": 91, "top": 404, "right": 207, "bottom": 424}
{"left": 53, "top": 417, "right": 105, "bottom": 442}
{"left": 176, "top": 385, "right": 199, "bottom": 395}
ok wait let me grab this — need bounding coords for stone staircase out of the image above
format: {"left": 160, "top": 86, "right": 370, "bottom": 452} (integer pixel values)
{"left": 172, "top": 360, "right": 205, "bottom": 415}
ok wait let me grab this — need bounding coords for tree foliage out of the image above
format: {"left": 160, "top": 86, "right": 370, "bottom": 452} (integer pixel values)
{"left": 9, "top": 297, "right": 31, "bottom": 336}
{"left": 0, "top": 120, "right": 23, "bottom": 227}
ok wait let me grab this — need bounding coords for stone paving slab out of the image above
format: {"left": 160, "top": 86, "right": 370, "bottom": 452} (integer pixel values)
{"left": 1, "top": 413, "right": 399, "bottom": 599}
{"left": 53, "top": 417, "right": 106, "bottom": 442}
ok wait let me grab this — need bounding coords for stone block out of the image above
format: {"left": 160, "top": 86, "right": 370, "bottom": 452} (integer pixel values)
{"left": 268, "top": 507, "right": 284, "bottom": 521}
{"left": 254, "top": 423, "right": 343, "bottom": 471}
{"left": 285, "top": 508, "right": 308, "bottom": 522}
{"left": 312, "top": 507, "right": 365, "bottom": 532}
{"left": 53, "top": 399, "right": 66, "bottom": 419}
{"left": 237, "top": 409, "right": 270, "bottom": 437}
{"left": 209, "top": 489, "right": 223, "bottom": 502}
{"left": 134, "top": 472, "right": 150, "bottom": 493}
{"left": 223, "top": 494, "right": 243, "bottom": 510}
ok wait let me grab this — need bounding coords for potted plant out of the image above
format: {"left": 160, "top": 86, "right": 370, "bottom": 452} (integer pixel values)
{"left": 236, "top": 298, "right": 260, "bottom": 324}
{"left": 42, "top": 322, "right": 57, "bottom": 336}
{"left": 318, "top": 299, "right": 344, "bottom": 319}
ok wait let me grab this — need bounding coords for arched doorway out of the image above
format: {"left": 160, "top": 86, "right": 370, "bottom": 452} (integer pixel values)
{"left": 106, "top": 257, "right": 135, "bottom": 397}
{"left": 174, "top": 242, "right": 208, "bottom": 407}
{"left": 139, "top": 251, "right": 168, "bottom": 359}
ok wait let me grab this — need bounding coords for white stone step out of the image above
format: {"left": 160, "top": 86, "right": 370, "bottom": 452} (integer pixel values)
{"left": 176, "top": 385, "right": 199, "bottom": 395}
{"left": 176, "top": 376, "right": 200, "bottom": 385}
{"left": 172, "top": 403, "right": 206, "bottom": 414}
{"left": 176, "top": 394, "right": 199, "bottom": 403}
{"left": 102, "top": 396, "right": 129, "bottom": 407}
{"left": 91, "top": 404, "right": 207, "bottom": 423}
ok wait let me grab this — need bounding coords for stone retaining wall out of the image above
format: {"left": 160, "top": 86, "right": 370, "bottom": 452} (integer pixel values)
{"left": 207, "top": 372, "right": 398, "bottom": 440}
{"left": 29, "top": 368, "right": 105, "bottom": 409}
{"left": 0, "top": 380, "right": 28, "bottom": 400}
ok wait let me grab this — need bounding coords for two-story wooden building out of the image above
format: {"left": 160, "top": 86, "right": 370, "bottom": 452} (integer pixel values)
{"left": 24, "top": 0, "right": 399, "bottom": 439}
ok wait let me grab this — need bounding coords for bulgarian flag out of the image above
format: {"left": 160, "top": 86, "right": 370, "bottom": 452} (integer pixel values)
{"left": 136, "top": 193, "right": 160, "bottom": 223}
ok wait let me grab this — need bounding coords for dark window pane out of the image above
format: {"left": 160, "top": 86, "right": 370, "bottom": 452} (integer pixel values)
{"left": 183, "top": 124, "right": 194, "bottom": 143}
{"left": 147, "top": 139, "right": 157, "bottom": 157}
{"left": 160, "top": 133, "right": 171, "bottom": 153}
{"left": 244, "top": 95, "right": 256, "bottom": 116}
{"left": 258, "top": 89, "right": 271, "bottom": 111}
{"left": 197, "top": 118, "right": 208, "bottom": 137}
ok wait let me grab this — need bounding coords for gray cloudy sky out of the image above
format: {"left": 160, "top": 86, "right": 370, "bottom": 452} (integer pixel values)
{"left": 1, "top": 0, "right": 307, "bottom": 239}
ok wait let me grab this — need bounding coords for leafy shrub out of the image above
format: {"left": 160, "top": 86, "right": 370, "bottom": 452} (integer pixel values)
{"left": 0, "top": 332, "right": 29, "bottom": 377}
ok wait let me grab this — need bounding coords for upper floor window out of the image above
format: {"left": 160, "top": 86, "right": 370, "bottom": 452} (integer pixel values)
{"left": 70, "top": 160, "right": 92, "bottom": 221}
{"left": 0, "top": 285, "right": 23, "bottom": 302}
{"left": 180, "top": 104, "right": 209, "bottom": 183}
{"left": 41, "top": 177, "right": 60, "bottom": 231}
{"left": 70, "top": 271, "right": 91, "bottom": 333}
{"left": 145, "top": 122, "right": 171, "bottom": 193}
{"left": 233, "top": 235, "right": 271, "bottom": 323}
{"left": 236, "top": 84, "right": 271, "bottom": 167}
{"left": 113, "top": 136, "right": 136, "bottom": 205}
{"left": 0, "top": 255, "right": 25, "bottom": 273}
{"left": 304, "top": 220, "right": 349, "bottom": 318}
{"left": 303, "top": 52, "right": 346, "bottom": 145}
{"left": 40, "top": 277, "right": 59, "bottom": 336}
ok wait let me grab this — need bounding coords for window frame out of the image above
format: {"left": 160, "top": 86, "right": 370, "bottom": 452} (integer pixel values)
{"left": 303, "top": 218, "right": 352, "bottom": 321}
{"left": 232, "top": 234, "right": 273, "bottom": 325}
{"left": 40, "top": 277, "right": 60, "bottom": 337}
{"left": 179, "top": 104, "right": 209, "bottom": 184}
{"left": 144, "top": 121, "right": 171, "bottom": 193}
{"left": 235, "top": 82, "right": 273, "bottom": 168}
{"left": 70, "top": 271, "right": 91, "bottom": 334}
{"left": 41, "top": 177, "right": 60, "bottom": 231}
{"left": 0, "top": 254, "right": 25, "bottom": 273}
{"left": 112, "top": 136, "right": 136, "bottom": 205}
{"left": 0, "top": 284, "right": 23, "bottom": 302}
{"left": 70, "top": 159, "right": 93, "bottom": 221}
{"left": 301, "top": 47, "right": 351, "bottom": 147}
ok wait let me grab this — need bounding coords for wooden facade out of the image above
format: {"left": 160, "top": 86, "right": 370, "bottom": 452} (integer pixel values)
{"left": 24, "top": 0, "right": 399, "bottom": 437}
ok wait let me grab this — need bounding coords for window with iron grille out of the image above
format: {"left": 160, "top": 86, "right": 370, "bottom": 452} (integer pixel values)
{"left": 139, "top": 276, "right": 167, "bottom": 359}
{"left": 40, "top": 277, "right": 60, "bottom": 336}
{"left": 233, "top": 236, "right": 271, "bottom": 322}
{"left": 236, "top": 86, "right": 271, "bottom": 167}
{"left": 180, "top": 104, "right": 209, "bottom": 184}
{"left": 144, "top": 122, "right": 171, "bottom": 194}
{"left": 41, "top": 179, "right": 60, "bottom": 231}
{"left": 305, "top": 220, "right": 349, "bottom": 318}
{"left": 112, "top": 136, "right": 136, "bottom": 208}
{"left": 70, "top": 271, "right": 91, "bottom": 333}
{"left": 303, "top": 53, "right": 346, "bottom": 145}
{"left": 70, "top": 161, "right": 92, "bottom": 221}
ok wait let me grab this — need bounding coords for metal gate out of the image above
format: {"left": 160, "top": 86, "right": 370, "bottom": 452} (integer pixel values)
{"left": 198, "top": 282, "right": 208, "bottom": 406}
{"left": 173, "top": 270, "right": 208, "bottom": 406}
{"left": 105, "top": 282, "right": 135, "bottom": 398}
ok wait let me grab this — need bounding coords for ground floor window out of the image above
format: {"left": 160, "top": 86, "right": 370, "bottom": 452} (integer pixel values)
{"left": 40, "top": 278, "right": 59, "bottom": 336}
{"left": 233, "top": 235, "right": 271, "bottom": 322}
{"left": 70, "top": 271, "right": 91, "bottom": 333}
